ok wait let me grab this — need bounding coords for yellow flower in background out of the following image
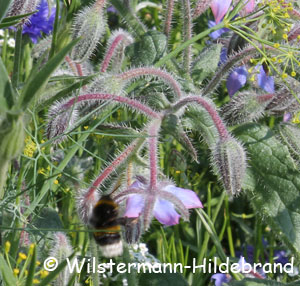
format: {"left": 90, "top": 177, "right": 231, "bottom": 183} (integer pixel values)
{"left": 23, "top": 136, "right": 37, "bottom": 157}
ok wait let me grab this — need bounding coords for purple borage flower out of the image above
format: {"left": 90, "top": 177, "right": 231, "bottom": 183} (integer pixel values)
{"left": 115, "top": 178, "right": 203, "bottom": 228}
{"left": 211, "top": 256, "right": 266, "bottom": 286}
{"left": 208, "top": 19, "right": 274, "bottom": 96}
{"left": 210, "top": 0, "right": 256, "bottom": 24}
{"left": 22, "top": 0, "right": 56, "bottom": 43}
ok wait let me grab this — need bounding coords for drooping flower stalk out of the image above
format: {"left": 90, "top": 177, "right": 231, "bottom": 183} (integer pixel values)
{"left": 148, "top": 119, "right": 162, "bottom": 189}
{"left": 118, "top": 67, "right": 182, "bottom": 99}
{"left": 65, "top": 94, "right": 162, "bottom": 119}
{"left": 181, "top": 0, "right": 193, "bottom": 75}
{"left": 163, "top": 0, "right": 175, "bottom": 38}
{"left": 47, "top": 93, "right": 161, "bottom": 143}
{"left": 171, "top": 95, "right": 229, "bottom": 140}
{"left": 77, "top": 138, "right": 145, "bottom": 224}
{"left": 100, "top": 29, "right": 133, "bottom": 73}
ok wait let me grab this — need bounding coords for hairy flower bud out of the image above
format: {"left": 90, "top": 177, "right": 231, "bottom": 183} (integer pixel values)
{"left": 212, "top": 137, "right": 247, "bottom": 196}
{"left": 8, "top": 0, "right": 41, "bottom": 24}
{"left": 71, "top": 0, "right": 107, "bottom": 63}
{"left": 221, "top": 92, "right": 273, "bottom": 125}
{"left": 87, "top": 74, "right": 126, "bottom": 96}
{"left": 101, "top": 29, "right": 133, "bottom": 73}
{"left": 46, "top": 99, "right": 78, "bottom": 143}
{"left": 50, "top": 232, "right": 73, "bottom": 286}
{"left": 278, "top": 123, "right": 300, "bottom": 159}
{"left": 193, "top": 0, "right": 212, "bottom": 19}
{"left": 266, "top": 88, "right": 300, "bottom": 116}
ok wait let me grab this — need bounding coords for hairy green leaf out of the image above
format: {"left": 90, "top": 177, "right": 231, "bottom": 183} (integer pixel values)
{"left": 235, "top": 123, "right": 300, "bottom": 257}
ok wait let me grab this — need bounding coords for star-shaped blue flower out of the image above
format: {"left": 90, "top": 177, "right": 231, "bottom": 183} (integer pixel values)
{"left": 115, "top": 178, "right": 203, "bottom": 229}
{"left": 23, "top": 0, "right": 56, "bottom": 43}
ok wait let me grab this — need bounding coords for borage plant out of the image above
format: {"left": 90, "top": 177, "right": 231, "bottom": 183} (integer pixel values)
{"left": 1, "top": 0, "right": 300, "bottom": 285}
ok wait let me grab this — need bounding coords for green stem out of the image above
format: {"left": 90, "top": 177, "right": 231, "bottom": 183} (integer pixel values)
{"left": 198, "top": 190, "right": 225, "bottom": 263}
{"left": 225, "top": 196, "right": 235, "bottom": 257}
{"left": 89, "top": 234, "right": 100, "bottom": 286}
{"left": 0, "top": 159, "right": 9, "bottom": 199}
{"left": 123, "top": 245, "right": 137, "bottom": 286}
{"left": 1, "top": 29, "right": 8, "bottom": 65}
{"left": 229, "top": 25, "right": 300, "bottom": 104}
{"left": 49, "top": 0, "right": 60, "bottom": 58}
{"left": 181, "top": 0, "right": 192, "bottom": 76}
{"left": 155, "top": 22, "right": 225, "bottom": 67}
{"left": 12, "top": 27, "right": 23, "bottom": 89}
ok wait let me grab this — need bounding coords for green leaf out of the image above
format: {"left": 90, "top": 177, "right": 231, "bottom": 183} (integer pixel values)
{"left": 191, "top": 44, "right": 222, "bottom": 83}
{"left": 25, "top": 245, "right": 37, "bottom": 286}
{"left": 235, "top": 123, "right": 300, "bottom": 257}
{"left": 1, "top": 11, "right": 36, "bottom": 23}
{"left": 0, "top": 57, "right": 15, "bottom": 112}
{"left": 126, "top": 31, "right": 167, "bottom": 66}
{"left": 184, "top": 105, "right": 220, "bottom": 148}
{"left": 0, "top": 20, "right": 20, "bottom": 28}
{"left": 36, "top": 74, "right": 97, "bottom": 112}
{"left": 0, "top": 0, "right": 13, "bottom": 23}
{"left": 0, "top": 253, "right": 17, "bottom": 285}
{"left": 229, "top": 278, "right": 300, "bottom": 286}
{"left": 0, "top": 10, "right": 37, "bottom": 28}
{"left": 18, "top": 38, "right": 80, "bottom": 110}
{"left": 32, "top": 208, "right": 63, "bottom": 234}
{"left": 138, "top": 271, "right": 188, "bottom": 286}
{"left": 39, "top": 252, "right": 76, "bottom": 286}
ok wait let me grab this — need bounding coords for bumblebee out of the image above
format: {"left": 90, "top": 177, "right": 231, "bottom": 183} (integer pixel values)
{"left": 89, "top": 195, "right": 140, "bottom": 257}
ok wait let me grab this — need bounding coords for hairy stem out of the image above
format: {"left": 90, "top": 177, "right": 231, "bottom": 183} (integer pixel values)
{"left": 148, "top": 120, "right": 162, "bottom": 189}
{"left": 171, "top": 96, "right": 230, "bottom": 139}
{"left": 101, "top": 34, "right": 125, "bottom": 72}
{"left": 118, "top": 67, "right": 182, "bottom": 99}
{"left": 64, "top": 93, "right": 162, "bottom": 119}
{"left": 89, "top": 138, "right": 145, "bottom": 193}
{"left": 163, "top": 0, "right": 175, "bottom": 38}
{"left": 181, "top": 0, "right": 192, "bottom": 75}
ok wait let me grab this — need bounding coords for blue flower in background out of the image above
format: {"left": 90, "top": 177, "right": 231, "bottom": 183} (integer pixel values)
{"left": 208, "top": 20, "right": 229, "bottom": 40}
{"left": 226, "top": 66, "right": 248, "bottom": 96}
{"left": 23, "top": 0, "right": 56, "bottom": 43}
{"left": 256, "top": 65, "right": 275, "bottom": 94}
{"left": 211, "top": 273, "right": 230, "bottom": 286}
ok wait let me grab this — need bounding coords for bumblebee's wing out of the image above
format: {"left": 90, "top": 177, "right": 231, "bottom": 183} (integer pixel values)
{"left": 111, "top": 217, "right": 141, "bottom": 243}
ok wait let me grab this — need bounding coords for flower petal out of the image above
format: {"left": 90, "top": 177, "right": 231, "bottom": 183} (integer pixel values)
{"left": 163, "top": 185, "right": 203, "bottom": 209}
{"left": 208, "top": 20, "right": 229, "bottom": 39}
{"left": 283, "top": 112, "right": 292, "bottom": 122}
{"left": 211, "top": 273, "right": 229, "bottom": 286}
{"left": 153, "top": 199, "right": 181, "bottom": 226}
{"left": 257, "top": 65, "right": 274, "bottom": 93}
{"left": 211, "top": 0, "right": 232, "bottom": 24}
{"left": 226, "top": 66, "right": 248, "bottom": 96}
{"left": 243, "top": 0, "right": 255, "bottom": 14}
{"left": 124, "top": 194, "right": 144, "bottom": 218}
